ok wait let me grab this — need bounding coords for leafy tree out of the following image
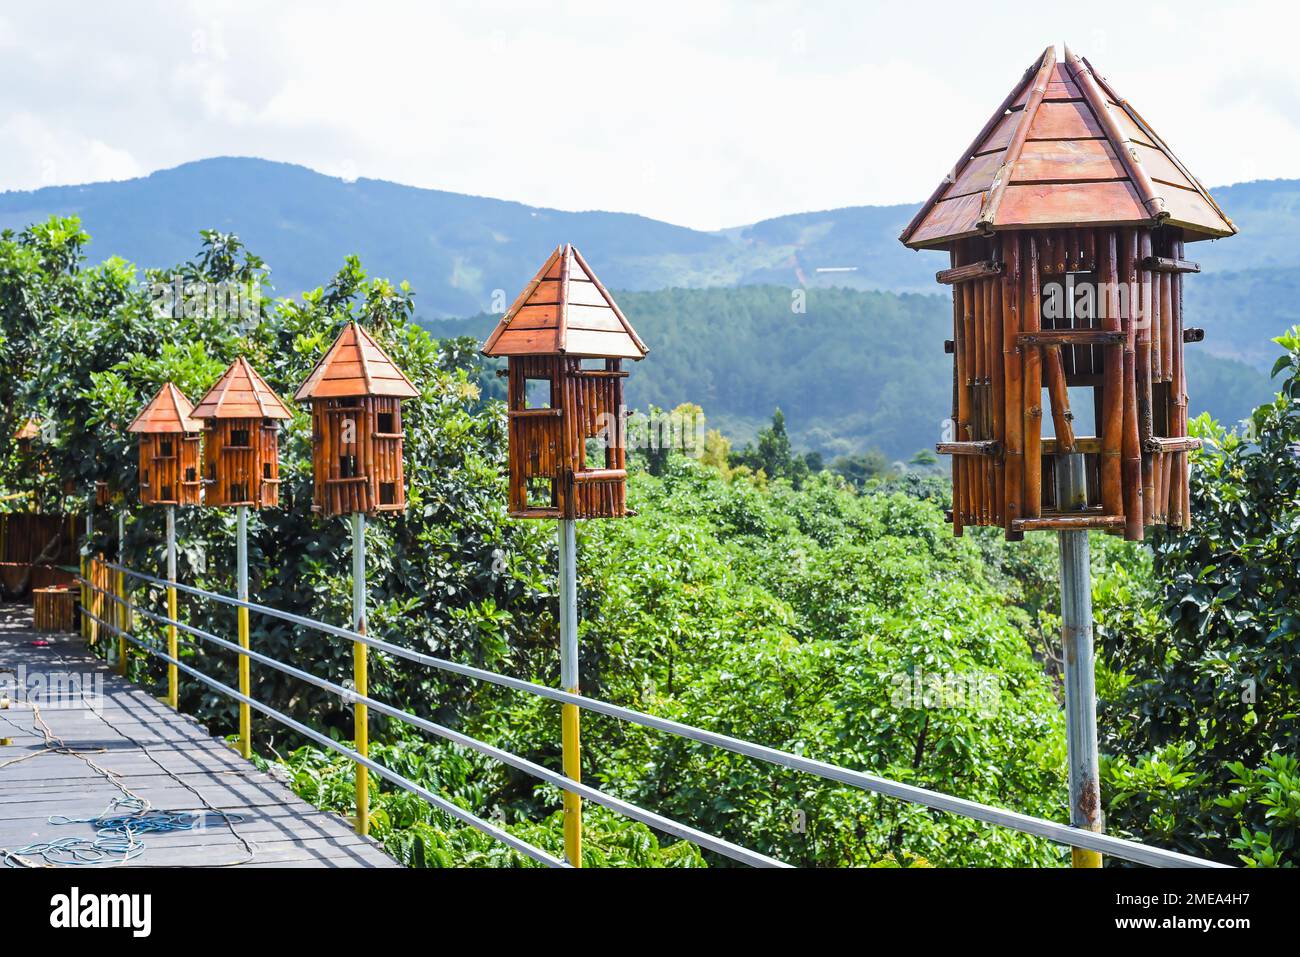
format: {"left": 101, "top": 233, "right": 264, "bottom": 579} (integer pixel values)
{"left": 732, "top": 408, "right": 810, "bottom": 488}
{"left": 1097, "top": 328, "right": 1300, "bottom": 865}
{"left": 831, "top": 449, "right": 894, "bottom": 490}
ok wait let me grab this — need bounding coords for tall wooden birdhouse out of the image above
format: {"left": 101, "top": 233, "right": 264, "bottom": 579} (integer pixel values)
{"left": 127, "top": 383, "right": 203, "bottom": 506}
{"left": 191, "top": 357, "right": 293, "bottom": 509}
{"left": 482, "top": 244, "right": 648, "bottom": 519}
{"left": 900, "top": 46, "right": 1235, "bottom": 542}
{"left": 293, "top": 322, "right": 419, "bottom": 516}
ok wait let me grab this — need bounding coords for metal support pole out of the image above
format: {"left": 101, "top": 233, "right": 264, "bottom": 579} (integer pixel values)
{"left": 351, "top": 511, "right": 369, "bottom": 836}
{"left": 81, "top": 510, "right": 92, "bottom": 641}
{"left": 87, "top": 511, "right": 98, "bottom": 645}
{"left": 1056, "top": 453, "right": 1103, "bottom": 867}
{"left": 166, "top": 505, "right": 179, "bottom": 710}
{"left": 558, "top": 518, "right": 582, "bottom": 867}
{"left": 116, "top": 511, "right": 127, "bottom": 675}
{"left": 236, "top": 505, "right": 251, "bottom": 759}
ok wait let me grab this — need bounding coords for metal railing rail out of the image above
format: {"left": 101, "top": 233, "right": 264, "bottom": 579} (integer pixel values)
{"left": 91, "top": 560, "right": 1228, "bottom": 869}
{"left": 81, "top": 579, "right": 784, "bottom": 868}
{"left": 78, "top": 605, "right": 566, "bottom": 868}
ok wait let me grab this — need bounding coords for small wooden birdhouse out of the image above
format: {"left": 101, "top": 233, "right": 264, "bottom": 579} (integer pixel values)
{"left": 14, "top": 417, "right": 40, "bottom": 455}
{"left": 482, "top": 244, "right": 648, "bottom": 519}
{"left": 293, "top": 322, "right": 419, "bottom": 517}
{"left": 127, "top": 383, "right": 203, "bottom": 506}
{"left": 191, "top": 357, "right": 293, "bottom": 509}
{"left": 900, "top": 46, "right": 1235, "bottom": 542}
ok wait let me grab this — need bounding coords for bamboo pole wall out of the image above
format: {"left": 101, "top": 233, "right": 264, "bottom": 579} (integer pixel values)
{"left": 202, "top": 419, "right": 281, "bottom": 508}
{"left": 936, "top": 226, "right": 1197, "bottom": 540}
{"left": 309, "top": 396, "right": 408, "bottom": 517}
{"left": 138, "top": 433, "right": 202, "bottom": 506}
{"left": 504, "top": 355, "right": 630, "bottom": 520}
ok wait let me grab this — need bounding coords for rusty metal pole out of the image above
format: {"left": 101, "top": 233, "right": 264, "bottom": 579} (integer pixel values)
{"left": 1056, "top": 452, "right": 1102, "bottom": 867}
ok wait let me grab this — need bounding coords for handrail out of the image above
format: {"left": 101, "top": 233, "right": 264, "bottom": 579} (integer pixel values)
{"left": 82, "top": 577, "right": 785, "bottom": 868}
{"left": 78, "top": 605, "right": 567, "bottom": 868}
{"left": 89, "top": 560, "right": 1229, "bottom": 869}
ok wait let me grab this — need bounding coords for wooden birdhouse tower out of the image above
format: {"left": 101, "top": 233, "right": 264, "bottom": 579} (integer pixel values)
{"left": 191, "top": 357, "right": 293, "bottom": 509}
{"left": 293, "top": 322, "right": 419, "bottom": 517}
{"left": 127, "top": 383, "right": 203, "bottom": 506}
{"left": 900, "top": 46, "right": 1235, "bottom": 542}
{"left": 482, "top": 244, "right": 648, "bottom": 519}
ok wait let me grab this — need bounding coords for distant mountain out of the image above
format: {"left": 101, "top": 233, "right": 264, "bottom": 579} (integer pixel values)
{"left": 0, "top": 157, "right": 1290, "bottom": 454}
{"left": 2, "top": 158, "right": 1294, "bottom": 361}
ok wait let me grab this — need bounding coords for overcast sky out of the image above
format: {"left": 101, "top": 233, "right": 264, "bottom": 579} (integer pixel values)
{"left": 1, "top": 1, "right": 1295, "bottom": 230}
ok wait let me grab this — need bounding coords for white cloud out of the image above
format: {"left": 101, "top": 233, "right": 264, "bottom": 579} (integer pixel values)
{"left": 0, "top": 112, "right": 141, "bottom": 188}
{"left": 0, "top": 0, "right": 1296, "bottom": 227}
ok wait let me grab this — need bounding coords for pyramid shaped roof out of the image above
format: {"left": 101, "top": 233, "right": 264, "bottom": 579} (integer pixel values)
{"left": 481, "top": 244, "right": 648, "bottom": 359}
{"left": 294, "top": 322, "right": 419, "bottom": 402}
{"left": 128, "top": 382, "right": 201, "bottom": 434}
{"left": 192, "top": 356, "right": 292, "bottom": 421}
{"left": 901, "top": 46, "right": 1236, "bottom": 249}
{"left": 14, "top": 417, "right": 40, "bottom": 441}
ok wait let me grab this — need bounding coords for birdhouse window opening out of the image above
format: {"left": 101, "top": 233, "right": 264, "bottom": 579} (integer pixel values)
{"left": 379, "top": 482, "right": 397, "bottom": 507}
{"left": 185, "top": 467, "right": 197, "bottom": 483}
{"left": 584, "top": 434, "right": 611, "bottom": 470}
{"left": 376, "top": 411, "right": 396, "bottom": 435}
{"left": 339, "top": 454, "right": 358, "bottom": 479}
{"left": 526, "top": 476, "right": 555, "bottom": 511}
{"left": 230, "top": 482, "right": 248, "bottom": 502}
{"left": 160, "top": 438, "right": 173, "bottom": 457}
{"left": 207, "top": 463, "right": 216, "bottom": 481}
{"left": 161, "top": 484, "right": 173, "bottom": 501}
{"left": 262, "top": 462, "right": 272, "bottom": 479}
{"left": 142, "top": 468, "right": 150, "bottom": 486}
{"left": 525, "top": 378, "right": 552, "bottom": 409}
{"left": 229, "top": 428, "right": 250, "bottom": 448}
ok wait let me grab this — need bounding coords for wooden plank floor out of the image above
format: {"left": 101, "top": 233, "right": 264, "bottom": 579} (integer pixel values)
{"left": 0, "top": 603, "right": 397, "bottom": 868}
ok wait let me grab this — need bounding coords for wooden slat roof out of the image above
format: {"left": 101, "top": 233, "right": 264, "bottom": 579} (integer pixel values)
{"left": 127, "top": 382, "right": 201, "bottom": 434}
{"left": 191, "top": 357, "right": 293, "bottom": 421}
{"left": 14, "top": 418, "right": 40, "bottom": 441}
{"left": 481, "top": 244, "right": 648, "bottom": 359}
{"left": 900, "top": 45, "right": 1236, "bottom": 249}
{"left": 293, "top": 322, "right": 419, "bottom": 402}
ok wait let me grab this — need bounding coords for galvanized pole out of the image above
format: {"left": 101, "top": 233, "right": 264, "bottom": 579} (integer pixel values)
{"left": 81, "top": 509, "right": 92, "bottom": 642}
{"left": 236, "top": 505, "right": 251, "bottom": 759}
{"left": 116, "top": 511, "right": 127, "bottom": 674}
{"left": 351, "top": 510, "right": 370, "bottom": 836}
{"left": 165, "top": 504, "right": 179, "bottom": 710}
{"left": 1056, "top": 453, "right": 1103, "bottom": 867}
{"left": 558, "top": 518, "right": 582, "bottom": 867}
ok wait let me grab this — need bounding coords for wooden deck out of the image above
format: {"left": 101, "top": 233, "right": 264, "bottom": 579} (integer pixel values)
{"left": 0, "top": 603, "right": 397, "bottom": 868}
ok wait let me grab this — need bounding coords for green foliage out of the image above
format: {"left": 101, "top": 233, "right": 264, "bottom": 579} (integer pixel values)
{"left": 831, "top": 450, "right": 896, "bottom": 490}
{"left": 1096, "top": 327, "right": 1300, "bottom": 865}
{"left": 730, "top": 409, "right": 810, "bottom": 488}
{"left": 265, "top": 733, "right": 706, "bottom": 868}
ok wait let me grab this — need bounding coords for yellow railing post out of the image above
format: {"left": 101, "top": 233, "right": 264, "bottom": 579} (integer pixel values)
{"left": 351, "top": 512, "right": 369, "bottom": 836}
{"left": 236, "top": 505, "right": 251, "bottom": 759}
{"left": 89, "top": 558, "right": 98, "bottom": 645}
{"left": 166, "top": 505, "right": 179, "bottom": 710}
{"left": 558, "top": 519, "right": 582, "bottom": 866}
